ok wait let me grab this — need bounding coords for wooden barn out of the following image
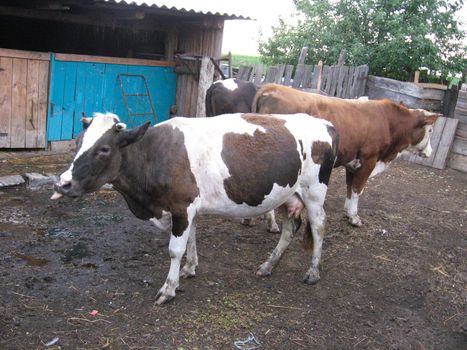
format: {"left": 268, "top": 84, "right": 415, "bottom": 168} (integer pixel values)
{"left": 0, "top": 0, "right": 247, "bottom": 149}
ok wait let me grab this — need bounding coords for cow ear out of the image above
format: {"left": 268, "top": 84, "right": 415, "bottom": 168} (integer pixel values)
{"left": 117, "top": 121, "right": 151, "bottom": 147}
{"left": 81, "top": 116, "right": 93, "bottom": 129}
{"left": 424, "top": 113, "right": 439, "bottom": 125}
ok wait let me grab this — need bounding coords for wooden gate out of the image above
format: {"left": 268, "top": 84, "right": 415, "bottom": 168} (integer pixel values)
{"left": 0, "top": 48, "right": 49, "bottom": 148}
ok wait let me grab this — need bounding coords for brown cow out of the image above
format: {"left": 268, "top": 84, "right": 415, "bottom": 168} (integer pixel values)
{"left": 253, "top": 84, "right": 439, "bottom": 227}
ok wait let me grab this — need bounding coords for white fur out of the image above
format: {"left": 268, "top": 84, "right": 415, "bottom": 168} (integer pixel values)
{"left": 60, "top": 113, "right": 121, "bottom": 184}
{"left": 370, "top": 161, "right": 390, "bottom": 178}
{"left": 215, "top": 78, "right": 238, "bottom": 91}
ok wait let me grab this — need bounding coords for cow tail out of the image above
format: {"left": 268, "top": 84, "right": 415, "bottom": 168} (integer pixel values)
{"left": 302, "top": 220, "right": 314, "bottom": 251}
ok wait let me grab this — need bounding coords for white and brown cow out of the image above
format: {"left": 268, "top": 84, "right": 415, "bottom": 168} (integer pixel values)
{"left": 205, "top": 78, "right": 279, "bottom": 232}
{"left": 51, "top": 112, "right": 338, "bottom": 304}
{"left": 252, "top": 84, "right": 440, "bottom": 227}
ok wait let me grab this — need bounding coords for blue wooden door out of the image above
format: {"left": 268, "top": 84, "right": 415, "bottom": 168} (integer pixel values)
{"left": 47, "top": 54, "right": 176, "bottom": 141}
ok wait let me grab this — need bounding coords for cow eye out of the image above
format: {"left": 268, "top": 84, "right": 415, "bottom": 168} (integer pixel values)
{"left": 98, "top": 145, "right": 111, "bottom": 156}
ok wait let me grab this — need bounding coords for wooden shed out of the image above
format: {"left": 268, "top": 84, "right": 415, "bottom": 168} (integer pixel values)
{"left": 0, "top": 0, "right": 247, "bottom": 149}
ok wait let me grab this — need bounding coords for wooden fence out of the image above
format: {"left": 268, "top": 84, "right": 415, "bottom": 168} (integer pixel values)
{"left": 448, "top": 87, "right": 467, "bottom": 172}
{"left": 236, "top": 63, "right": 369, "bottom": 98}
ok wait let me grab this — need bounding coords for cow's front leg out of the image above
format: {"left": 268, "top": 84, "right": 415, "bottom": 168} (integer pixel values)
{"left": 155, "top": 216, "right": 193, "bottom": 305}
{"left": 180, "top": 223, "right": 197, "bottom": 278}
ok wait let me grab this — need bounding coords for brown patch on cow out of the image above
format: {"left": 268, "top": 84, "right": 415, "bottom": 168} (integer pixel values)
{"left": 114, "top": 125, "right": 199, "bottom": 237}
{"left": 221, "top": 114, "right": 301, "bottom": 206}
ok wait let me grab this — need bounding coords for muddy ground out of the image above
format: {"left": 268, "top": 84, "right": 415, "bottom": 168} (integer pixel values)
{"left": 0, "top": 154, "right": 466, "bottom": 349}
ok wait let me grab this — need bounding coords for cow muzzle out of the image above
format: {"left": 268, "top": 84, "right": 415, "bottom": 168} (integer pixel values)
{"left": 51, "top": 180, "right": 79, "bottom": 200}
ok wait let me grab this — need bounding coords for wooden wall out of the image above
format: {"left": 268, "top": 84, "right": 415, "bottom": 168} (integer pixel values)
{"left": 175, "top": 21, "right": 224, "bottom": 117}
{"left": 448, "top": 89, "right": 467, "bottom": 172}
{"left": 366, "top": 75, "right": 446, "bottom": 111}
{"left": 0, "top": 48, "right": 49, "bottom": 148}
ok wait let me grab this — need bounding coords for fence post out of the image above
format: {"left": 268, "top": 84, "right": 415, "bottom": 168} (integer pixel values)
{"left": 196, "top": 57, "right": 214, "bottom": 117}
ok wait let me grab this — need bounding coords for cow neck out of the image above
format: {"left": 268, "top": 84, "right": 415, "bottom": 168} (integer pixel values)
{"left": 384, "top": 104, "right": 417, "bottom": 158}
{"left": 110, "top": 128, "right": 163, "bottom": 219}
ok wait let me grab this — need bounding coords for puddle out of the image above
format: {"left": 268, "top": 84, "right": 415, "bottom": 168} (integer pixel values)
{"left": 47, "top": 228, "right": 79, "bottom": 238}
{"left": 15, "top": 253, "right": 50, "bottom": 266}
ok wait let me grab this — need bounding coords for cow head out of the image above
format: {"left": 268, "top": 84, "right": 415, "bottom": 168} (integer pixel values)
{"left": 51, "top": 113, "right": 150, "bottom": 199}
{"left": 405, "top": 109, "right": 440, "bottom": 158}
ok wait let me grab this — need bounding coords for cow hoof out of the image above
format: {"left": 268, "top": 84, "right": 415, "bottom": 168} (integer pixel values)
{"left": 303, "top": 269, "right": 320, "bottom": 285}
{"left": 155, "top": 293, "right": 174, "bottom": 305}
{"left": 180, "top": 267, "right": 196, "bottom": 279}
{"left": 348, "top": 216, "right": 363, "bottom": 227}
{"left": 267, "top": 223, "right": 280, "bottom": 233}
{"left": 256, "top": 262, "right": 273, "bottom": 277}
{"left": 241, "top": 218, "right": 255, "bottom": 227}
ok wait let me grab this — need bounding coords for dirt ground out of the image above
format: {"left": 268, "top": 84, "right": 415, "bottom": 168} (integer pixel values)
{"left": 0, "top": 153, "right": 466, "bottom": 350}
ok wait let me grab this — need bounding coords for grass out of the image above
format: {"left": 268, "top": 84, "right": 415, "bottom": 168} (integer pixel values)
{"left": 227, "top": 54, "right": 262, "bottom": 69}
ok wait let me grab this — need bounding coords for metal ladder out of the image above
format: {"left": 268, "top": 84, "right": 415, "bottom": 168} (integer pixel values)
{"left": 117, "top": 74, "right": 157, "bottom": 127}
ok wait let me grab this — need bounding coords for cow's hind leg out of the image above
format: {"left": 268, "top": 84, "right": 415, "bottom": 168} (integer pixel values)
{"left": 155, "top": 216, "right": 195, "bottom": 305}
{"left": 302, "top": 202, "right": 326, "bottom": 284}
{"left": 265, "top": 210, "right": 280, "bottom": 233}
{"left": 257, "top": 196, "right": 303, "bottom": 276}
{"left": 180, "top": 223, "right": 197, "bottom": 278}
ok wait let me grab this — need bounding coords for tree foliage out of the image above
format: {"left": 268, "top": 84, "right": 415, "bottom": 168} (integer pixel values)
{"left": 258, "top": 0, "right": 466, "bottom": 81}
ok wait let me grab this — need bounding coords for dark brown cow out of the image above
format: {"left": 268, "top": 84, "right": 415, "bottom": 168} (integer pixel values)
{"left": 205, "top": 78, "right": 258, "bottom": 117}
{"left": 253, "top": 84, "right": 439, "bottom": 226}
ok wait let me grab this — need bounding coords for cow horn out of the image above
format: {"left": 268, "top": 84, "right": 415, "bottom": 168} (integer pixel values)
{"left": 116, "top": 122, "right": 127, "bottom": 131}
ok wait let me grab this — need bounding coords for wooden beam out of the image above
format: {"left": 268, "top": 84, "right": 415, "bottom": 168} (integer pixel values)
{"left": 54, "top": 53, "right": 175, "bottom": 67}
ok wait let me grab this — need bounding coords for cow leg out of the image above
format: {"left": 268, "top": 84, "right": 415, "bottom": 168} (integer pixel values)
{"left": 344, "top": 169, "right": 362, "bottom": 226}
{"left": 344, "top": 158, "right": 377, "bottom": 227}
{"left": 241, "top": 217, "right": 255, "bottom": 226}
{"left": 155, "top": 216, "right": 194, "bottom": 305}
{"left": 302, "top": 201, "right": 326, "bottom": 284}
{"left": 265, "top": 210, "right": 280, "bottom": 233}
{"left": 257, "top": 197, "right": 303, "bottom": 276}
{"left": 297, "top": 180, "right": 329, "bottom": 284}
{"left": 180, "top": 223, "right": 197, "bottom": 278}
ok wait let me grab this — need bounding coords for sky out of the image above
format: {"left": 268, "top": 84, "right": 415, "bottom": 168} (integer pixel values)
{"left": 221, "top": 0, "right": 467, "bottom": 56}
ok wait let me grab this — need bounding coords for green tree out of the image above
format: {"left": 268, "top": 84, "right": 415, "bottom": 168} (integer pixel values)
{"left": 258, "top": 0, "right": 466, "bottom": 81}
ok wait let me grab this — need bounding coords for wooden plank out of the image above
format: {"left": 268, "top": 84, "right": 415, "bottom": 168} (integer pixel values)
{"left": 448, "top": 153, "right": 467, "bottom": 173}
{"left": 367, "top": 75, "right": 444, "bottom": 100}
{"left": 0, "top": 57, "right": 12, "bottom": 148}
{"left": 61, "top": 62, "right": 78, "bottom": 139}
{"left": 409, "top": 117, "right": 446, "bottom": 166}
{"left": 25, "top": 59, "right": 39, "bottom": 148}
{"left": 253, "top": 64, "right": 264, "bottom": 85}
{"left": 55, "top": 53, "right": 175, "bottom": 67}
{"left": 10, "top": 58, "right": 27, "bottom": 148}
{"left": 431, "top": 118, "right": 459, "bottom": 169}
{"left": 264, "top": 66, "right": 278, "bottom": 83}
{"left": 292, "top": 64, "right": 305, "bottom": 88}
{"left": 283, "top": 65, "right": 294, "bottom": 86}
{"left": 336, "top": 66, "right": 349, "bottom": 98}
{"left": 302, "top": 65, "right": 313, "bottom": 88}
{"left": 320, "top": 65, "right": 330, "bottom": 93}
{"left": 36, "top": 60, "right": 49, "bottom": 147}
{"left": 344, "top": 66, "right": 355, "bottom": 99}
{"left": 274, "top": 65, "right": 285, "bottom": 84}
{"left": 357, "top": 65, "right": 369, "bottom": 98}
{"left": 0, "top": 48, "right": 49, "bottom": 61}
{"left": 329, "top": 65, "right": 340, "bottom": 97}
{"left": 196, "top": 57, "right": 214, "bottom": 117}
{"left": 451, "top": 136, "right": 467, "bottom": 156}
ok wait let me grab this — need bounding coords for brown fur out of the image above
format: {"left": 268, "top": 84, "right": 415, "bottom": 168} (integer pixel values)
{"left": 253, "top": 84, "right": 439, "bottom": 197}
{"left": 222, "top": 114, "right": 302, "bottom": 206}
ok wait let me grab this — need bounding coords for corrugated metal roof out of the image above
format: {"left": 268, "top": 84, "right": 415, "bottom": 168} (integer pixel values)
{"left": 104, "top": 0, "right": 251, "bottom": 19}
